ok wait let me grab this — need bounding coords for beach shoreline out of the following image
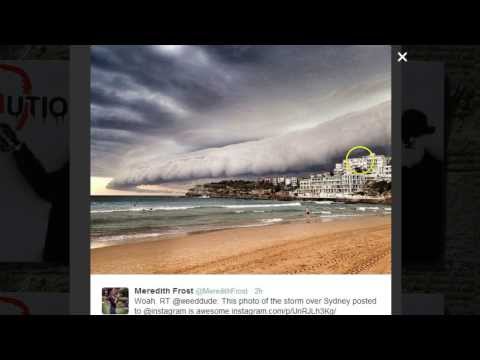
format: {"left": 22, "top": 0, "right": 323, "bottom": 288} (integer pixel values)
{"left": 91, "top": 215, "right": 391, "bottom": 275}
{"left": 91, "top": 213, "right": 381, "bottom": 249}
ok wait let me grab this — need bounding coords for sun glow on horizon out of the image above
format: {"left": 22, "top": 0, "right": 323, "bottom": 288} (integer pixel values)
{"left": 90, "top": 177, "right": 188, "bottom": 196}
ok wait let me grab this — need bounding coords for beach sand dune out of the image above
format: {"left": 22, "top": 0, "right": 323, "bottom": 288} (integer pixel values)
{"left": 91, "top": 216, "right": 391, "bottom": 274}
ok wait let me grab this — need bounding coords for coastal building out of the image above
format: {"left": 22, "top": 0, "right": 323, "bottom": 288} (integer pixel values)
{"left": 272, "top": 176, "right": 289, "bottom": 186}
{"left": 297, "top": 154, "right": 391, "bottom": 198}
{"left": 259, "top": 176, "right": 298, "bottom": 188}
{"left": 290, "top": 177, "right": 298, "bottom": 187}
{"left": 258, "top": 154, "right": 390, "bottom": 198}
{"left": 334, "top": 163, "right": 344, "bottom": 175}
{"left": 284, "top": 177, "right": 298, "bottom": 187}
{"left": 298, "top": 173, "right": 367, "bottom": 198}
{"left": 343, "top": 154, "right": 391, "bottom": 179}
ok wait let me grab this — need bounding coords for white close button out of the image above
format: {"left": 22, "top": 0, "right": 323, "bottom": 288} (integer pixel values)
{"left": 397, "top": 52, "right": 408, "bottom": 63}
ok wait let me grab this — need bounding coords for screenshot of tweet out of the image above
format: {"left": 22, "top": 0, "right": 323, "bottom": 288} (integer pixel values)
{"left": 89, "top": 45, "right": 392, "bottom": 315}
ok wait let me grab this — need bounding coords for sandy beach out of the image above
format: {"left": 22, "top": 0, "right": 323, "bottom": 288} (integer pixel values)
{"left": 91, "top": 215, "right": 391, "bottom": 274}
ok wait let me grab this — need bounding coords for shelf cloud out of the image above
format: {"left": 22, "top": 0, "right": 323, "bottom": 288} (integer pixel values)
{"left": 91, "top": 45, "right": 391, "bottom": 190}
{"left": 108, "top": 101, "right": 390, "bottom": 189}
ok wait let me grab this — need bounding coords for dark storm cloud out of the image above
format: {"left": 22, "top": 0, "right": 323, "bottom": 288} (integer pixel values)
{"left": 207, "top": 45, "right": 271, "bottom": 64}
{"left": 92, "top": 45, "right": 228, "bottom": 110}
{"left": 91, "top": 45, "right": 391, "bottom": 182}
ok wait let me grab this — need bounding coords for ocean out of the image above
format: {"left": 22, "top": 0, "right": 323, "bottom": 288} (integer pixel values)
{"left": 90, "top": 196, "right": 391, "bottom": 248}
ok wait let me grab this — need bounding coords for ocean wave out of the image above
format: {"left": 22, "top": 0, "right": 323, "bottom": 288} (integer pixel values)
{"left": 91, "top": 205, "right": 200, "bottom": 213}
{"left": 319, "top": 214, "right": 360, "bottom": 218}
{"left": 260, "top": 218, "right": 284, "bottom": 223}
{"left": 92, "top": 202, "right": 303, "bottom": 214}
{"left": 91, "top": 209, "right": 130, "bottom": 214}
{"left": 92, "top": 232, "right": 171, "bottom": 243}
{"left": 223, "top": 202, "right": 301, "bottom": 209}
{"left": 314, "top": 201, "right": 334, "bottom": 204}
{"left": 356, "top": 207, "right": 379, "bottom": 212}
{"left": 312, "top": 212, "right": 347, "bottom": 216}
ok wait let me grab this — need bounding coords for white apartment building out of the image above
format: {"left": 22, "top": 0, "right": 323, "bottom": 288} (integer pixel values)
{"left": 297, "top": 154, "right": 391, "bottom": 198}
{"left": 298, "top": 173, "right": 367, "bottom": 198}
{"left": 272, "top": 177, "right": 285, "bottom": 186}
{"left": 334, "top": 163, "right": 344, "bottom": 175}
{"left": 343, "top": 154, "right": 390, "bottom": 176}
{"left": 271, "top": 176, "right": 299, "bottom": 187}
{"left": 289, "top": 177, "right": 298, "bottom": 187}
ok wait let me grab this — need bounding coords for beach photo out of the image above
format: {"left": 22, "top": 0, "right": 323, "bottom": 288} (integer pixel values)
{"left": 90, "top": 45, "right": 391, "bottom": 275}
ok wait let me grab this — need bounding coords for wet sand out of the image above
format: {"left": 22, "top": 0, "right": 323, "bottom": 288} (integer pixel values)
{"left": 91, "top": 215, "right": 391, "bottom": 274}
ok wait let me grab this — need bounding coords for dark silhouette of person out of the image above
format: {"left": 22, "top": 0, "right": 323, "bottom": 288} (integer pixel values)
{"left": 402, "top": 110, "right": 444, "bottom": 265}
{"left": 0, "top": 123, "right": 69, "bottom": 265}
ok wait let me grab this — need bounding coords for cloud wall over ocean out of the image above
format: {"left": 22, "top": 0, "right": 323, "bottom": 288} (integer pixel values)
{"left": 91, "top": 45, "right": 391, "bottom": 190}
{"left": 108, "top": 101, "right": 390, "bottom": 189}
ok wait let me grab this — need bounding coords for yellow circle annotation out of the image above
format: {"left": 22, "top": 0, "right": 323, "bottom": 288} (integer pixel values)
{"left": 344, "top": 145, "right": 377, "bottom": 175}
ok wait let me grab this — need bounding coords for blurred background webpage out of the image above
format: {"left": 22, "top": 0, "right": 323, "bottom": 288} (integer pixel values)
{"left": 0, "top": 45, "right": 69, "bottom": 315}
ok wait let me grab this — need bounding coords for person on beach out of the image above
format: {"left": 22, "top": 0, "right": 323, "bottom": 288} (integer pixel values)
{"left": 0, "top": 123, "right": 69, "bottom": 265}
{"left": 305, "top": 207, "right": 311, "bottom": 222}
{"left": 108, "top": 288, "right": 119, "bottom": 315}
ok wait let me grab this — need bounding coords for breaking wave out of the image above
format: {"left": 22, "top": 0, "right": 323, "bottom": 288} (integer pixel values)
{"left": 222, "top": 202, "right": 302, "bottom": 209}
{"left": 260, "top": 218, "right": 284, "bottom": 224}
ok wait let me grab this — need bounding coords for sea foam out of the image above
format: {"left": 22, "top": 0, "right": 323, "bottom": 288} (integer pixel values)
{"left": 261, "top": 218, "right": 284, "bottom": 224}
{"left": 91, "top": 205, "right": 200, "bottom": 214}
{"left": 223, "top": 202, "right": 301, "bottom": 209}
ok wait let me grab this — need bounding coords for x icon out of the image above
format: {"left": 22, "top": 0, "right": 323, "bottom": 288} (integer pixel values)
{"left": 397, "top": 52, "right": 408, "bottom": 63}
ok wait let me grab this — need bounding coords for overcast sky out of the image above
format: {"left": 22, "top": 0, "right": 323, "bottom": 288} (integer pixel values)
{"left": 91, "top": 45, "right": 390, "bottom": 192}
